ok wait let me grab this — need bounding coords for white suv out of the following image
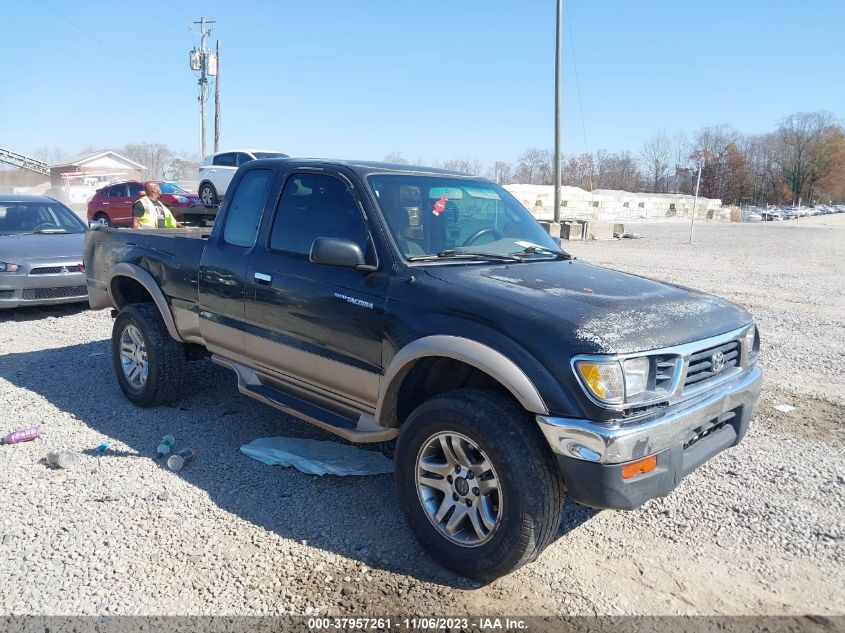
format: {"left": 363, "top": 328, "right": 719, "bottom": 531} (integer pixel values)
{"left": 198, "top": 149, "right": 288, "bottom": 206}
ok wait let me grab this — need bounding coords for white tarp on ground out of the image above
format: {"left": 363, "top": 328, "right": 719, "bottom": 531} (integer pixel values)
{"left": 240, "top": 436, "right": 394, "bottom": 476}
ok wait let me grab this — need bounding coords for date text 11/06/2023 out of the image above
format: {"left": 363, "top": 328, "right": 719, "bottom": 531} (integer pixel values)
{"left": 307, "top": 617, "right": 528, "bottom": 630}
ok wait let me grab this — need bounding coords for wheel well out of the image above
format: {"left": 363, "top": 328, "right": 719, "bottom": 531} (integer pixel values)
{"left": 394, "top": 357, "right": 515, "bottom": 426}
{"left": 110, "top": 275, "right": 154, "bottom": 308}
{"left": 199, "top": 181, "right": 216, "bottom": 193}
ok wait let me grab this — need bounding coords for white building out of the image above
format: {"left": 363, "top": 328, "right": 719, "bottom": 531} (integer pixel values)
{"left": 504, "top": 184, "right": 723, "bottom": 221}
{"left": 49, "top": 151, "right": 146, "bottom": 204}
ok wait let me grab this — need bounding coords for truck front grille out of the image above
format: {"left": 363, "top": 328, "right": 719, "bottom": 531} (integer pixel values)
{"left": 684, "top": 340, "right": 740, "bottom": 389}
{"left": 21, "top": 285, "right": 87, "bottom": 300}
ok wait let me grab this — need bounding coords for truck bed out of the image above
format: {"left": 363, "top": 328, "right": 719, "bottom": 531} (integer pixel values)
{"left": 83, "top": 227, "right": 209, "bottom": 315}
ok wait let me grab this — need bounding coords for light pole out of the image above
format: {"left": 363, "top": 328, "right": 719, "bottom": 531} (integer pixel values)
{"left": 552, "top": 0, "right": 562, "bottom": 229}
{"left": 689, "top": 157, "right": 703, "bottom": 244}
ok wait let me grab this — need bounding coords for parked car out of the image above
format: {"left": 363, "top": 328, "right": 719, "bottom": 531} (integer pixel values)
{"left": 85, "top": 158, "right": 762, "bottom": 580}
{"left": 744, "top": 212, "right": 762, "bottom": 222}
{"left": 778, "top": 207, "right": 797, "bottom": 220}
{"left": 760, "top": 210, "right": 782, "bottom": 221}
{"left": 198, "top": 149, "right": 289, "bottom": 206}
{"left": 87, "top": 181, "right": 210, "bottom": 228}
{"left": 0, "top": 194, "right": 88, "bottom": 309}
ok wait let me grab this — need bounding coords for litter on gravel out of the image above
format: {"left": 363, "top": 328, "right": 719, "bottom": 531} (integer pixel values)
{"left": 774, "top": 404, "right": 796, "bottom": 413}
{"left": 240, "top": 436, "right": 394, "bottom": 476}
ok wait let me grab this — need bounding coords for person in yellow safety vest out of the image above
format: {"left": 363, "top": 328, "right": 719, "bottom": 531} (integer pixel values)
{"left": 131, "top": 181, "right": 181, "bottom": 229}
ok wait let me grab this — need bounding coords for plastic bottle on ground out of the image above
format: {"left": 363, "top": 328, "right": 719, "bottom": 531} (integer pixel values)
{"left": 156, "top": 435, "right": 175, "bottom": 459}
{"left": 1, "top": 427, "right": 41, "bottom": 445}
{"left": 167, "top": 448, "right": 197, "bottom": 471}
{"left": 46, "top": 449, "right": 77, "bottom": 469}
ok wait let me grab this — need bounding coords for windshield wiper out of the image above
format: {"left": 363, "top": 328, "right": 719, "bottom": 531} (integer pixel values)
{"left": 408, "top": 249, "right": 523, "bottom": 262}
{"left": 33, "top": 228, "right": 70, "bottom": 234}
{"left": 510, "top": 245, "right": 571, "bottom": 260}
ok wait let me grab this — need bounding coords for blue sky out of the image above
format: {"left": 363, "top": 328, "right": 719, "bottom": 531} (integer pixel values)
{"left": 1, "top": 0, "right": 842, "bottom": 165}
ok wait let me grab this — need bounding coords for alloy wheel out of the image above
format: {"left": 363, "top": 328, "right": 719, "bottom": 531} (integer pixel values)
{"left": 119, "top": 324, "right": 149, "bottom": 389}
{"left": 415, "top": 431, "right": 502, "bottom": 547}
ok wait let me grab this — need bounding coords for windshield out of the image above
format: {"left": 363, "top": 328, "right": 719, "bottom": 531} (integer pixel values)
{"left": 253, "top": 152, "right": 289, "bottom": 160}
{"left": 368, "top": 175, "right": 562, "bottom": 261}
{"left": 158, "top": 182, "right": 189, "bottom": 194}
{"left": 0, "top": 201, "right": 86, "bottom": 235}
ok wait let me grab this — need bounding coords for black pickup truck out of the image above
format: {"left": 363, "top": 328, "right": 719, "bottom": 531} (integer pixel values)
{"left": 84, "top": 158, "right": 762, "bottom": 580}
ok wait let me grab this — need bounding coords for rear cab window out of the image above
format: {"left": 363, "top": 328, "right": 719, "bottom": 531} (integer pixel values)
{"left": 222, "top": 169, "right": 275, "bottom": 247}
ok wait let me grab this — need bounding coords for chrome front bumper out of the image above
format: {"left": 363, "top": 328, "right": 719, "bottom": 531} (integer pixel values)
{"left": 537, "top": 365, "right": 763, "bottom": 464}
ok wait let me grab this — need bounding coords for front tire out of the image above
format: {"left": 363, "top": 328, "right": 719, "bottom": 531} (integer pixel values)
{"left": 395, "top": 388, "right": 564, "bottom": 581}
{"left": 112, "top": 303, "right": 186, "bottom": 407}
{"left": 94, "top": 213, "right": 111, "bottom": 227}
{"left": 199, "top": 183, "right": 218, "bottom": 207}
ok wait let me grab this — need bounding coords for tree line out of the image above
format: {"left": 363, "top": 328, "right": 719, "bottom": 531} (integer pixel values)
{"left": 387, "top": 111, "right": 845, "bottom": 205}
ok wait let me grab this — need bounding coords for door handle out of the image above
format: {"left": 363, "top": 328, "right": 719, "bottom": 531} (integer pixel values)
{"left": 254, "top": 272, "right": 272, "bottom": 285}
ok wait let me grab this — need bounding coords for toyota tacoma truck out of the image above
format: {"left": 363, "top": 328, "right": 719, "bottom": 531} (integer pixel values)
{"left": 84, "top": 158, "right": 762, "bottom": 580}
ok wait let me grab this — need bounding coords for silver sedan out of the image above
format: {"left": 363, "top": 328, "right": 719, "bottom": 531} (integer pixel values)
{"left": 0, "top": 194, "right": 89, "bottom": 309}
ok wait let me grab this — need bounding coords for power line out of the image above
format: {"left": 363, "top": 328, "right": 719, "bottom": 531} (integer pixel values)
{"left": 38, "top": 0, "right": 101, "bottom": 43}
{"left": 565, "top": 0, "right": 594, "bottom": 193}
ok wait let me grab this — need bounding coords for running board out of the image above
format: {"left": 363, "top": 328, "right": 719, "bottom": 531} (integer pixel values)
{"left": 212, "top": 354, "right": 398, "bottom": 443}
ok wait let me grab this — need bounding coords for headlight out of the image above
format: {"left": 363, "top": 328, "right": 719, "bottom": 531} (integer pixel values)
{"left": 0, "top": 262, "right": 20, "bottom": 272}
{"left": 744, "top": 325, "right": 759, "bottom": 362}
{"left": 575, "top": 361, "right": 624, "bottom": 404}
{"left": 173, "top": 195, "right": 189, "bottom": 204}
{"left": 575, "top": 356, "right": 660, "bottom": 406}
{"left": 622, "top": 357, "right": 650, "bottom": 397}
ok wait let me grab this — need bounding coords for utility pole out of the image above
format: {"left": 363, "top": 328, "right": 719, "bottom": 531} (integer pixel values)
{"left": 190, "top": 17, "right": 216, "bottom": 161}
{"left": 689, "top": 157, "right": 703, "bottom": 244}
{"left": 214, "top": 39, "right": 221, "bottom": 153}
{"left": 552, "top": 0, "right": 562, "bottom": 230}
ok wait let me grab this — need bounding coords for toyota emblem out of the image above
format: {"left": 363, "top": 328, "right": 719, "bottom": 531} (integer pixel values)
{"left": 711, "top": 351, "right": 726, "bottom": 373}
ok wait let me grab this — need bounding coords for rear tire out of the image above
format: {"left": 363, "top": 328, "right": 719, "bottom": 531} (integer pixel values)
{"left": 112, "top": 303, "right": 185, "bottom": 407}
{"left": 199, "top": 183, "right": 218, "bottom": 207}
{"left": 394, "top": 388, "right": 564, "bottom": 581}
{"left": 94, "top": 213, "right": 111, "bottom": 227}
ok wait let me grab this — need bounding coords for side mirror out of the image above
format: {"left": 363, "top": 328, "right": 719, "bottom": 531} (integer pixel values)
{"left": 310, "top": 237, "right": 370, "bottom": 269}
{"left": 88, "top": 221, "right": 103, "bottom": 229}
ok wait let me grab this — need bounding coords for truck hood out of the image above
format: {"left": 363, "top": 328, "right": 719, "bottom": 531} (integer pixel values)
{"left": 423, "top": 259, "right": 752, "bottom": 354}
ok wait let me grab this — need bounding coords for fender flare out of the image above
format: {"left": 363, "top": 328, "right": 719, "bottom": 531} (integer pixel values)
{"left": 108, "top": 262, "right": 184, "bottom": 342}
{"left": 375, "top": 335, "right": 548, "bottom": 426}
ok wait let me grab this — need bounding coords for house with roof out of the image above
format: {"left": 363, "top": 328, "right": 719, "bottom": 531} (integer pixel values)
{"left": 48, "top": 150, "right": 146, "bottom": 204}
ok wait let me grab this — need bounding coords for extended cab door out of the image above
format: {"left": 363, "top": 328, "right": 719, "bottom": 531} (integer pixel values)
{"left": 243, "top": 169, "right": 388, "bottom": 412}
{"left": 197, "top": 167, "right": 278, "bottom": 359}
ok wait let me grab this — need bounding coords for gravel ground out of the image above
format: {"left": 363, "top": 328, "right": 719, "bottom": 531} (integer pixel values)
{"left": 0, "top": 215, "right": 842, "bottom": 618}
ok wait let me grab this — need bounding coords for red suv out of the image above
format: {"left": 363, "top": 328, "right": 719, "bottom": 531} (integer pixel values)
{"left": 87, "top": 181, "right": 211, "bottom": 227}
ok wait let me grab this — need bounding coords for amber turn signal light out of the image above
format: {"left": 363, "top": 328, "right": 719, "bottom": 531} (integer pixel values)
{"left": 621, "top": 455, "right": 657, "bottom": 480}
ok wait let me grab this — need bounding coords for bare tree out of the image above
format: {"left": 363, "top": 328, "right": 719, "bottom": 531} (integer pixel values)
{"left": 437, "top": 158, "right": 482, "bottom": 175}
{"left": 775, "top": 111, "right": 836, "bottom": 203}
{"left": 487, "top": 161, "right": 513, "bottom": 184}
{"left": 640, "top": 130, "right": 671, "bottom": 192}
{"left": 34, "top": 146, "right": 66, "bottom": 166}
{"left": 123, "top": 142, "right": 174, "bottom": 181}
{"left": 383, "top": 152, "right": 408, "bottom": 164}
{"left": 514, "top": 149, "right": 552, "bottom": 184}
{"left": 670, "top": 131, "right": 691, "bottom": 193}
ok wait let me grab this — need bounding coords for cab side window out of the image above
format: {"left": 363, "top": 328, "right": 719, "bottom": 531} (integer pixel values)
{"left": 222, "top": 169, "right": 274, "bottom": 247}
{"left": 269, "top": 174, "right": 367, "bottom": 257}
{"left": 108, "top": 184, "right": 128, "bottom": 198}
